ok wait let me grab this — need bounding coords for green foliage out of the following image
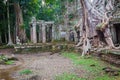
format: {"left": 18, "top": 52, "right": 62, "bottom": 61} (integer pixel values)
{"left": 0, "top": 54, "right": 8, "bottom": 61}
{"left": 68, "top": 13, "right": 74, "bottom": 20}
{"left": 0, "top": 45, "right": 14, "bottom": 49}
{"left": 96, "top": 23, "right": 104, "bottom": 30}
{"left": 55, "top": 73, "right": 86, "bottom": 80}
{"left": 0, "top": 0, "right": 75, "bottom": 43}
{"left": 68, "top": 0, "right": 74, "bottom": 2}
{"left": 21, "top": 0, "right": 66, "bottom": 38}
{"left": 95, "top": 75, "right": 116, "bottom": 80}
{"left": 19, "top": 69, "right": 32, "bottom": 75}
{"left": 36, "top": 0, "right": 67, "bottom": 24}
{"left": 0, "top": 54, "right": 15, "bottom": 65}
{"left": 62, "top": 52, "right": 120, "bottom": 80}
{"left": 20, "top": 24, "right": 25, "bottom": 29}
{"left": 5, "top": 60, "right": 14, "bottom": 65}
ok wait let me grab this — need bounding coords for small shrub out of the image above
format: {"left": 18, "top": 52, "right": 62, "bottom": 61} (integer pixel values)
{"left": 5, "top": 60, "right": 14, "bottom": 65}
{"left": 0, "top": 54, "right": 8, "bottom": 61}
{"left": 19, "top": 69, "right": 32, "bottom": 75}
{"left": 0, "top": 45, "right": 14, "bottom": 49}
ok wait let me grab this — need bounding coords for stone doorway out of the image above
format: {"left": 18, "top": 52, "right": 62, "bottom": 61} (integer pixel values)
{"left": 46, "top": 25, "right": 52, "bottom": 42}
{"left": 114, "top": 24, "right": 120, "bottom": 44}
{"left": 111, "top": 23, "right": 120, "bottom": 45}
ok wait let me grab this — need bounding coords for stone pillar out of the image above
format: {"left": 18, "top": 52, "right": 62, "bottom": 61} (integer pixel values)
{"left": 30, "top": 24, "right": 33, "bottom": 42}
{"left": 32, "top": 21, "right": 37, "bottom": 43}
{"left": 42, "top": 22, "right": 46, "bottom": 43}
{"left": 56, "top": 25, "right": 60, "bottom": 40}
{"left": 66, "top": 31, "right": 69, "bottom": 41}
{"left": 59, "top": 25, "right": 62, "bottom": 40}
{"left": 31, "top": 17, "right": 37, "bottom": 43}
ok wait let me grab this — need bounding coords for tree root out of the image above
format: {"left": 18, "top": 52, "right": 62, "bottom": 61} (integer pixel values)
{"left": 82, "top": 38, "right": 91, "bottom": 56}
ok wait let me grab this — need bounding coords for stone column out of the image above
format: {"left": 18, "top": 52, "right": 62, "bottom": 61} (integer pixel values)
{"left": 65, "top": 31, "right": 69, "bottom": 41}
{"left": 32, "top": 21, "right": 37, "bottom": 43}
{"left": 59, "top": 25, "right": 62, "bottom": 39}
{"left": 42, "top": 22, "right": 46, "bottom": 43}
{"left": 55, "top": 25, "right": 60, "bottom": 40}
{"left": 30, "top": 24, "right": 33, "bottom": 42}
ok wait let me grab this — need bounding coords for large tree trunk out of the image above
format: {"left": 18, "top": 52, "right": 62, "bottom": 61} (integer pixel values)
{"left": 5, "top": 33, "right": 7, "bottom": 43}
{"left": 3, "top": 10, "right": 8, "bottom": 44}
{"left": 14, "top": 2, "right": 26, "bottom": 43}
{"left": 64, "top": 0, "right": 69, "bottom": 41}
{"left": 78, "top": 0, "right": 118, "bottom": 56}
{"left": 80, "top": 0, "right": 91, "bottom": 56}
{"left": 7, "top": 1, "right": 13, "bottom": 45}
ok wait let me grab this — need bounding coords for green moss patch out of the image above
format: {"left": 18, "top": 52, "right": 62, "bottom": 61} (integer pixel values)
{"left": 19, "top": 69, "right": 32, "bottom": 75}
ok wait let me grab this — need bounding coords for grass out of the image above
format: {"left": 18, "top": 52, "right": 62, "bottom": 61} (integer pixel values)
{"left": 19, "top": 69, "right": 32, "bottom": 75}
{"left": 55, "top": 73, "right": 86, "bottom": 80}
{"left": 0, "top": 45, "right": 14, "bottom": 49}
{"left": 0, "top": 55, "right": 15, "bottom": 65}
{"left": 58, "top": 52, "right": 120, "bottom": 80}
{"left": 5, "top": 60, "right": 14, "bottom": 65}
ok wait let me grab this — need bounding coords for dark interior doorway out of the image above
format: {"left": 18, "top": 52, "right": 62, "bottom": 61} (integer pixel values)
{"left": 46, "top": 25, "right": 52, "bottom": 42}
{"left": 113, "top": 24, "right": 120, "bottom": 44}
{"left": 36, "top": 25, "right": 39, "bottom": 43}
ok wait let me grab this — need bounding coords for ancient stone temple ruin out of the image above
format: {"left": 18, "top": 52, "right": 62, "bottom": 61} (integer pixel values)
{"left": 30, "top": 17, "right": 55, "bottom": 43}
{"left": 110, "top": 8, "right": 120, "bottom": 45}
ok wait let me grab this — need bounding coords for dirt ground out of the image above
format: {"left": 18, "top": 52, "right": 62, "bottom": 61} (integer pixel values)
{"left": 0, "top": 49, "right": 86, "bottom": 80}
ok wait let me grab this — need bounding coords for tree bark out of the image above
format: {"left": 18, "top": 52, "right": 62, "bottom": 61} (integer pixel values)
{"left": 14, "top": 2, "right": 26, "bottom": 43}
{"left": 80, "top": 0, "right": 91, "bottom": 56}
{"left": 65, "top": 0, "right": 69, "bottom": 41}
{"left": 5, "top": 33, "right": 7, "bottom": 43}
{"left": 3, "top": 10, "right": 8, "bottom": 44}
{"left": 7, "top": 1, "right": 13, "bottom": 45}
{"left": 78, "top": 0, "right": 118, "bottom": 56}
